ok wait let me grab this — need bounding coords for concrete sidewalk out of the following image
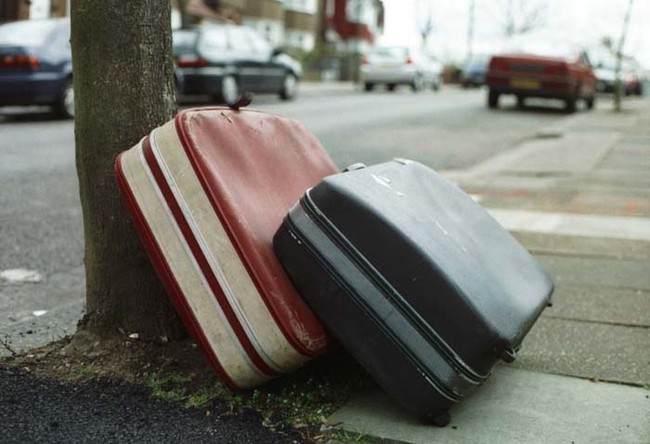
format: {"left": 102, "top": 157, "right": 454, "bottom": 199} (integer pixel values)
{"left": 327, "top": 98, "right": 650, "bottom": 443}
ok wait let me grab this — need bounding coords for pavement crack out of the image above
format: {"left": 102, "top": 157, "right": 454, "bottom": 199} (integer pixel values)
{"left": 542, "top": 314, "right": 649, "bottom": 329}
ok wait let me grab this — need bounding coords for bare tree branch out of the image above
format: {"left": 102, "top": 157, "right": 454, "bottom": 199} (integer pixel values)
{"left": 0, "top": 336, "right": 17, "bottom": 356}
{"left": 502, "top": 0, "right": 547, "bottom": 37}
{"left": 416, "top": 0, "right": 435, "bottom": 47}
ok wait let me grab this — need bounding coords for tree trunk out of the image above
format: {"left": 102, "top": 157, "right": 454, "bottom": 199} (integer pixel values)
{"left": 71, "top": 1, "right": 184, "bottom": 339}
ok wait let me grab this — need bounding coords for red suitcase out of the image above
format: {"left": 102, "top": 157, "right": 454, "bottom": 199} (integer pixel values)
{"left": 115, "top": 107, "right": 338, "bottom": 389}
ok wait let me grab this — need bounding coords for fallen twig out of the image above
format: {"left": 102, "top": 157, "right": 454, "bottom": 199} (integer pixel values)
{"left": 0, "top": 335, "right": 18, "bottom": 356}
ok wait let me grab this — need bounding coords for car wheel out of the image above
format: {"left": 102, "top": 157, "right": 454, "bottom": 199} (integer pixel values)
{"left": 585, "top": 94, "right": 595, "bottom": 110}
{"left": 364, "top": 82, "right": 375, "bottom": 92}
{"left": 565, "top": 95, "right": 577, "bottom": 113}
{"left": 432, "top": 78, "right": 441, "bottom": 91}
{"left": 54, "top": 78, "right": 74, "bottom": 119}
{"left": 488, "top": 89, "right": 499, "bottom": 109}
{"left": 516, "top": 95, "right": 525, "bottom": 108}
{"left": 221, "top": 75, "right": 239, "bottom": 106}
{"left": 279, "top": 73, "right": 298, "bottom": 101}
{"left": 387, "top": 84, "right": 397, "bottom": 92}
{"left": 411, "top": 74, "right": 424, "bottom": 92}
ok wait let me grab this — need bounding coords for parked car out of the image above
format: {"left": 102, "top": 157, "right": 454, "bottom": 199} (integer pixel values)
{"left": 0, "top": 18, "right": 73, "bottom": 118}
{"left": 485, "top": 48, "right": 597, "bottom": 113}
{"left": 460, "top": 54, "right": 490, "bottom": 87}
{"left": 594, "top": 58, "right": 643, "bottom": 96}
{"left": 361, "top": 46, "right": 442, "bottom": 92}
{"left": 173, "top": 24, "right": 302, "bottom": 105}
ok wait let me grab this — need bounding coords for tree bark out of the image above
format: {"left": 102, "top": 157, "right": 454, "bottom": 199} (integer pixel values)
{"left": 71, "top": 1, "right": 184, "bottom": 339}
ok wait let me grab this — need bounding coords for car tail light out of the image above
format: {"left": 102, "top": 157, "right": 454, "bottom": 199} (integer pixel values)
{"left": 1, "top": 54, "right": 40, "bottom": 69}
{"left": 405, "top": 56, "right": 414, "bottom": 65}
{"left": 177, "top": 56, "right": 208, "bottom": 68}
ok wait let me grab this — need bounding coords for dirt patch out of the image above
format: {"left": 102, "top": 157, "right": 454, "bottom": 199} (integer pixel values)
{"left": 2, "top": 332, "right": 213, "bottom": 384}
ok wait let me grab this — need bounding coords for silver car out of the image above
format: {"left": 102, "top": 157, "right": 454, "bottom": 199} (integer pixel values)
{"left": 361, "top": 46, "right": 442, "bottom": 92}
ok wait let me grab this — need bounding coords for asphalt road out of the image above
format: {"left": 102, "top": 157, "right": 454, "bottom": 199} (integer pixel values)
{"left": 0, "top": 365, "right": 303, "bottom": 444}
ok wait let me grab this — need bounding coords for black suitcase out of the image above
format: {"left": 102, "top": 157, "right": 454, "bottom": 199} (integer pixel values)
{"left": 273, "top": 159, "right": 554, "bottom": 424}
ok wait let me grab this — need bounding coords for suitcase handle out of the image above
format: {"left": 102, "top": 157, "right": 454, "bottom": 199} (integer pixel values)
{"left": 343, "top": 163, "right": 366, "bottom": 172}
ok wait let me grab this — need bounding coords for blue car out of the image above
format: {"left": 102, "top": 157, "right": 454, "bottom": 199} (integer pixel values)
{"left": 0, "top": 18, "right": 73, "bottom": 118}
{"left": 461, "top": 54, "right": 490, "bottom": 88}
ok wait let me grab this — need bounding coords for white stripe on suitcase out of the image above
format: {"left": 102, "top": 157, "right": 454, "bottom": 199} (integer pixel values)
{"left": 149, "top": 128, "right": 300, "bottom": 373}
{"left": 121, "top": 143, "right": 267, "bottom": 387}
{"left": 119, "top": 120, "right": 311, "bottom": 388}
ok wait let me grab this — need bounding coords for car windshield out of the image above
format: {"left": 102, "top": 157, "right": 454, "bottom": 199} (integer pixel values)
{"left": 199, "top": 26, "right": 228, "bottom": 51}
{"left": 0, "top": 20, "right": 59, "bottom": 47}
{"left": 173, "top": 30, "right": 199, "bottom": 53}
{"left": 370, "top": 47, "right": 407, "bottom": 60}
{"left": 506, "top": 41, "right": 577, "bottom": 59}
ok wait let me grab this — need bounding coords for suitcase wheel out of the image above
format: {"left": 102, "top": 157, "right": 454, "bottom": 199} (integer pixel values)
{"left": 421, "top": 411, "right": 451, "bottom": 427}
{"left": 500, "top": 348, "right": 518, "bottom": 363}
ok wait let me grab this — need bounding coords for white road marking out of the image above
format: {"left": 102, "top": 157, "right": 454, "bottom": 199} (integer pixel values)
{"left": 0, "top": 269, "right": 43, "bottom": 283}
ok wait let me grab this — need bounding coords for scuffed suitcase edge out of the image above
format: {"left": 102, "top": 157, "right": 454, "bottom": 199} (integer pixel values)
{"left": 116, "top": 138, "right": 299, "bottom": 390}
{"left": 140, "top": 133, "right": 284, "bottom": 380}
{"left": 149, "top": 123, "right": 318, "bottom": 375}
{"left": 115, "top": 147, "right": 239, "bottom": 390}
{"left": 301, "top": 189, "right": 490, "bottom": 384}
{"left": 173, "top": 108, "right": 334, "bottom": 358}
{"left": 274, "top": 206, "right": 481, "bottom": 421}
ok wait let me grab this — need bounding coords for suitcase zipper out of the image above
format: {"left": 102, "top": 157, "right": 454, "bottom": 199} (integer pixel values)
{"left": 300, "top": 193, "right": 488, "bottom": 385}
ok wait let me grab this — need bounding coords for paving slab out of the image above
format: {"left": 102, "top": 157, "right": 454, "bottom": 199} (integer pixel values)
{"left": 514, "top": 317, "right": 650, "bottom": 386}
{"left": 543, "top": 284, "right": 650, "bottom": 327}
{"left": 488, "top": 209, "right": 650, "bottom": 241}
{"left": 459, "top": 131, "right": 620, "bottom": 177}
{"left": 512, "top": 232, "right": 650, "bottom": 261}
{"left": 329, "top": 367, "right": 650, "bottom": 444}
{"left": 536, "top": 254, "right": 650, "bottom": 291}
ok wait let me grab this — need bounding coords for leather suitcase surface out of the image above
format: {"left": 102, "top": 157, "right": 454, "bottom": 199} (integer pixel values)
{"left": 274, "top": 159, "right": 554, "bottom": 421}
{"left": 115, "top": 107, "right": 338, "bottom": 389}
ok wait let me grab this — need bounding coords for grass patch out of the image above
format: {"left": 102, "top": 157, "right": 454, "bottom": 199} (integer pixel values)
{"left": 144, "top": 348, "right": 373, "bottom": 441}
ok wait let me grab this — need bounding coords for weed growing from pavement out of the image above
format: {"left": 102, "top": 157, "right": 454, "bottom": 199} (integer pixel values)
{"left": 327, "top": 430, "right": 369, "bottom": 442}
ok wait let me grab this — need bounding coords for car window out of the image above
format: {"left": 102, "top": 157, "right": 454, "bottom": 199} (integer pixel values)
{"left": 45, "top": 22, "right": 70, "bottom": 50}
{"left": 228, "top": 27, "right": 253, "bottom": 52}
{"left": 370, "top": 47, "right": 407, "bottom": 60}
{"left": 173, "top": 30, "right": 199, "bottom": 54}
{"left": 198, "top": 27, "right": 228, "bottom": 52}
{"left": 246, "top": 29, "right": 271, "bottom": 55}
{"left": 0, "top": 20, "right": 59, "bottom": 46}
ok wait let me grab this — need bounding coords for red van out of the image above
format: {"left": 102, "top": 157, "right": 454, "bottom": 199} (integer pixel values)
{"left": 485, "top": 50, "right": 597, "bottom": 113}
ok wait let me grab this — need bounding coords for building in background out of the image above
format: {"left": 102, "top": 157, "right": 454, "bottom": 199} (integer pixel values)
{"left": 180, "top": 0, "right": 323, "bottom": 53}
{"left": 0, "top": 0, "right": 67, "bottom": 23}
{"left": 322, "top": 0, "right": 384, "bottom": 55}
{"left": 240, "top": 0, "right": 285, "bottom": 48}
{"left": 283, "top": 0, "right": 320, "bottom": 52}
